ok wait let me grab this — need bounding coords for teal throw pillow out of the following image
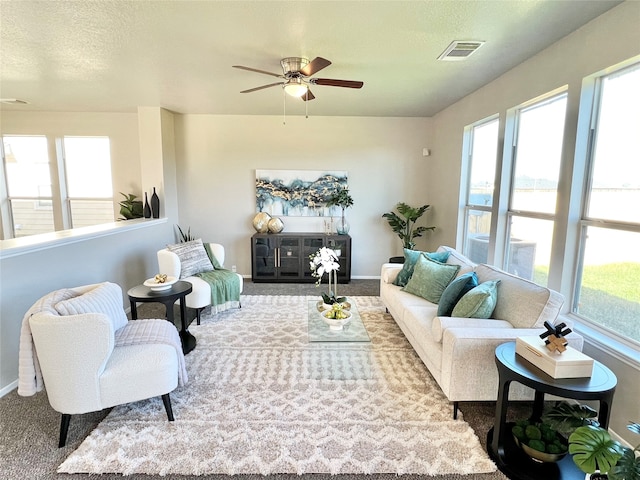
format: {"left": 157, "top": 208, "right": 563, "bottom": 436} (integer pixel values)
{"left": 451, "top": 280, "right": 500, "bottom": 319}
{"left": 402, "top": 254, "right": 460, "bottom": 304}
{"left": 437, "top": 272, "right": 479, "bottom": 317}
{"left": 393, "top": 249, "right": 451, "bottom": 287}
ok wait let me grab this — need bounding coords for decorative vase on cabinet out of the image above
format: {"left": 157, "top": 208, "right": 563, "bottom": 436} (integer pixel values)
{"left": 151, "top": 187, "right": 160, "bottom": 218}
{"left": 336, "top": 214, "right": 350, "bottom": 235}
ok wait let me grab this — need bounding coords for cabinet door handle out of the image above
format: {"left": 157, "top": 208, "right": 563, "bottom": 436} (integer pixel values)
{"left": 274, "top": 247, "right": 278, "bottom": 268}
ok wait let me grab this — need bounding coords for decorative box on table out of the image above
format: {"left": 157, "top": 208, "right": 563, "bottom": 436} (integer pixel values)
{"left": 515, "top": 335, "right": 594, "bottom": 379}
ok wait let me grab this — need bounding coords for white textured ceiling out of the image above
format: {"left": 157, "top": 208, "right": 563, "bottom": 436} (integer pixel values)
{"left": 0, "top": 0, "right": 622, "bottom": 117}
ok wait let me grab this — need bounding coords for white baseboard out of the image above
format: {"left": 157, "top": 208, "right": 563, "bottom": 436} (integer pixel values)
{"left": 0, "top": 380, "right": 18, "bottom": 398}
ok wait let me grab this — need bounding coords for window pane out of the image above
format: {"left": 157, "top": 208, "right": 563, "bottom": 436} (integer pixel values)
{"left": 507, "top": 216, "right": 553, "bottom": 284}
{"left": 587, "top": 65, "right": 640, "bottom": 224}
{"left": 10, "top": 199, "right": 55, "bottom": 237}
{"left": 69, "top": 200, "right": 115, "bottom": 228}
{"left": 511, "top": 94, "right": 567, "bottom": 214}
{"left": 577, "top": 226, "right": 640, "bottom": 344}
{"left": 64, "top": 137, "right": 113, "bottom": 197}
{"left": 3, "top": 136, "right": 51, "bottom": 197}
{"left": 464, "top": 210, "right": 492, "bottom": 263}
{"left": 469, "top": 119, "right": 499, "bottom": 207}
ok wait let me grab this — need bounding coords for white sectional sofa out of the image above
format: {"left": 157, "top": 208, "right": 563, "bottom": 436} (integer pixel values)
{"left": 380, "top": 245, "right": 583, "bottom": 418}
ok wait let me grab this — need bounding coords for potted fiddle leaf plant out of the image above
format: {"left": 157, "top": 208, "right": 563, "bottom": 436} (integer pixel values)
{"left": 382, "top": 202, "right": 435, "bottom": 262}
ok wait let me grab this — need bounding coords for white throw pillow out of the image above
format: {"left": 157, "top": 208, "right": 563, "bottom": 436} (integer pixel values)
{"left": 55, "top": 282, "right": 128, "bottom": 331}
{"left": 166, "top": 238, "right": 214, "bottom": 278}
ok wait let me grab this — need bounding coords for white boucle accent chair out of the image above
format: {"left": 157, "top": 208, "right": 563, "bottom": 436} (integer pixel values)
{"left": 380, "top": 245, "right": 584, "bottom": 419}
{"left": 157, "top": 242, "right": 243, "bottom": 324}
{"left": 20, "top": 282, "right": 183, "bottom": 447}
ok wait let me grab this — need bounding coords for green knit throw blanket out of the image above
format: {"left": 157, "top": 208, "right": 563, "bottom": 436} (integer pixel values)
{"left": 195, "top": 244, "right": 241, "bottom": 307}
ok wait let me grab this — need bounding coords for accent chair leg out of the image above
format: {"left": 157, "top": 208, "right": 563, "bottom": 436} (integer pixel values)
{"left": 162, "top": 393, "right": 175, "bottom": 421}
{"left": 196, "top": 307, "right": 203, "bottom": 326}
{"left": 59, "top": 413, "right": 71, "bottom": 448}
{"left": 453, "top": 401, "right": 459, "bottom": 420}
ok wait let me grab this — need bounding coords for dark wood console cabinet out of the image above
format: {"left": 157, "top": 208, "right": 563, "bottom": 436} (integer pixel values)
{"left": 251, "top": 233, "right": 351, "bottom": 283}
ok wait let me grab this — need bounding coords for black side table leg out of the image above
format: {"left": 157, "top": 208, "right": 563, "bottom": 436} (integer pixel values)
{"left": 130, "top": 300, "right": 138, "bottom": 320}
{"left": 491, "top": 377, "right": 511, "bottom": 462}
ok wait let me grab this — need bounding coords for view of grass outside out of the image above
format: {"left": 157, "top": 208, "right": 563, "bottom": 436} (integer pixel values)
{"left": 534, "top": 263, "right": 640, "bottom": 344}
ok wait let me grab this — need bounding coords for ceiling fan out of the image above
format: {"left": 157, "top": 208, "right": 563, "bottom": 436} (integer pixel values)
{"left": 232, "top": 57, "right": 363, "bottom": 101}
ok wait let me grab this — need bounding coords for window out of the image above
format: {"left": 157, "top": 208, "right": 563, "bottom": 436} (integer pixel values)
{"left": 574, "top": 63, "right": 640, "bottom": 344}
{"left": 1, "top": 135, "right": 55, "bottom": 237}
{"left": 1, "top": 135, "right": 116, "bottom": 239}
{"left": 506, "top": 92, "right": 567, "bottom": 283}
{"left": 461, "top": 117, "right": 499, "bottom": 263}
{"left": 63, "top": 136, "right": 115, "bottom": 228}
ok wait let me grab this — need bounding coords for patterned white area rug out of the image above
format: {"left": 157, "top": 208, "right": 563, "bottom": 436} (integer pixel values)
{"left": 59, "top": 295, "right": 496, "bottom": 476}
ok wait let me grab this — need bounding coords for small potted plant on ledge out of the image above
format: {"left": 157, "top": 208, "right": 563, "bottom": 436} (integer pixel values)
{"left": 326, "top": 186, "right": 354, "bottom": 235}
{"left": 118, "top": 192, "right": 143, "bottom": 220}
{"left": 382, "top": 202, "right": 435, "bottom": 262}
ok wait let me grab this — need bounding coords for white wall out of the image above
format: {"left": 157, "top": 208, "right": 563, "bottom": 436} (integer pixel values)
{"left": 173, "top": 114, "right": 434, "bottom": 277}
{"left": 429, "top": 1, "right": 640, "bottom": 444}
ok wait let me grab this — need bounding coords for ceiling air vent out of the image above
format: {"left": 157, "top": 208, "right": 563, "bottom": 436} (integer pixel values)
{"left": 437, "top": 41, "right": 485, "bottom": 61}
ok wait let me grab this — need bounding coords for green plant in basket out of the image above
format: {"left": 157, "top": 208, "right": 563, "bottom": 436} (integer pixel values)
{"left": 512, "top": 419, "right": 568, "bottom": 462}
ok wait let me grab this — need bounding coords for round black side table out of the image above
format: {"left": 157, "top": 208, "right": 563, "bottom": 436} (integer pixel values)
{"left": 488, "top": 341, "right": 617, "bottom": 480}
{"left": 127, "top": 280, "right": 196, "bottom": 354}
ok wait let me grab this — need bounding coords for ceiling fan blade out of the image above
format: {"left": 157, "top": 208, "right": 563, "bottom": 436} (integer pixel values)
{"left": 313, "top": 78, "right": 364, "bottom": 89}
{"left": 233, "top": 65, "right": 283, "bottom": 78}
{"left": 300, "top": 57, "right": 331, "bottom": 76}
{"left": 240, "top": 82, "right": 283, "bottom": 93}
{"left": 301, "top": 90, "right": 316, "bottom": 101}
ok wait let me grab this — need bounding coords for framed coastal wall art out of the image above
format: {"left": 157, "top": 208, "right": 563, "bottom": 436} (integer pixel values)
{"left": 256, "top": 169, "right": 348, "bottom": 217}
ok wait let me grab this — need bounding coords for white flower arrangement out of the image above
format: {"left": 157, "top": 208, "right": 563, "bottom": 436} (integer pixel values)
{"left": 309, "top": 247, "right": 345, "bottom": 304}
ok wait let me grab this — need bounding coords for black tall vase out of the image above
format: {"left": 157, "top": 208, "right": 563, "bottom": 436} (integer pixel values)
{"left": 151, "top": 187, "right": 160, "bottom": 218}
{"left": 143, "top": 192, "right": 151, "bottom": 218}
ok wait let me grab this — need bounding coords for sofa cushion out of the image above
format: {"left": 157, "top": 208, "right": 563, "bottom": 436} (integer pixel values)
{"left": 55, "top": 282, "right": 128, "bottom": 331}
{"left": 475, "top": 264, "right": 564, "bottom": 328}
{"left": 393, "top": 249, "right": 451, "bottom": 287}
{"left": 451, "top": 280, "right": 500, "bottom": 319}
{"left": 402, "top": 255, "right": 460, "bottom": 304}
{"left": 167, "top": 238, "right": 214, "bottom": 278}
{"left": 437, "top": 272, "right": 479, "bottom": 316}
{"left": 437, "top": 245, "right": 476, "bottom": 276}
{"left": 432, "top": 316, "right": 514, "bottom": 343}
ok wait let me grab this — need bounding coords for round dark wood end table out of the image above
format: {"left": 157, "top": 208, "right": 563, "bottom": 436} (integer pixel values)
{"left": 127, "top": 280, "right": 196, "bottom": 355}
{"left": 487, "top": 341, "right": 617, "bottom": 480}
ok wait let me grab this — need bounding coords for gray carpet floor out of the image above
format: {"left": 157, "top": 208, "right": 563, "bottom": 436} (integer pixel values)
{"left": 0, "top": 280, "right": 527, "bottom": 479}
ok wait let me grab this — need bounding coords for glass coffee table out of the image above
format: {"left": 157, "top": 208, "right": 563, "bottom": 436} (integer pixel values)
{"left": 307, "top": 300, "right": 370, "bottom": 343}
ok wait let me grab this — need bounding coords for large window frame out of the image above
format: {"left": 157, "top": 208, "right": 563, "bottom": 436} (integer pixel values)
{"left": 459, "top": 56, "right": 640, "bottom": 357}
{"left": 1, "top": 134, "right": 116, "bottom": 239}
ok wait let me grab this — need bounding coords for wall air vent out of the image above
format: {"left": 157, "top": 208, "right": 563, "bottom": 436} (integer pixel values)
{"left": 437, "top": 41, "right": 485, "bottom": 61}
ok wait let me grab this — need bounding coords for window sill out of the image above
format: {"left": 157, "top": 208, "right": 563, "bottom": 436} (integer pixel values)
{"left": 0, "top": 218, "right": 167, "bottom": 259}
{"left": 562, "top": 313, "right": 640, "bottom": 370}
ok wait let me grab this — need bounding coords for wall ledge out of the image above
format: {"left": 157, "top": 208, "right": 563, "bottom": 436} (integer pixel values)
{"left": 0, "top": 218, "right": 167, "bottom": 260}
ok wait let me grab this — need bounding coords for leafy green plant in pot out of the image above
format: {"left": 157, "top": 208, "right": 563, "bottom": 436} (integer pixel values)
{"left": 382, "top": 202, "right": 435, "bottom": 261}
{"left": 569, "top": 421, "right": 640, "bottom": 480}
{"left": 118, "top": 192, "right": 143, "bottom": 220}
{"left": 326, "top": 187, "right": 354, "bottom": 235}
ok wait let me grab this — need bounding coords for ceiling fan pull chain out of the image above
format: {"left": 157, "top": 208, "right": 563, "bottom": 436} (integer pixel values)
{"left": 283, "top": 88, "right": 286, "bottom": 125}
{"left": 305, "top": 89, "right": 309, "bottom": 119}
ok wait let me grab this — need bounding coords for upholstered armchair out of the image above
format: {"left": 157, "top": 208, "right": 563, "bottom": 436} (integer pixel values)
{"left": 19, "top": 282, "right": 187, "bottom": 447}
{"left": 157, "top": 241, "right": 243, "bottom": 324}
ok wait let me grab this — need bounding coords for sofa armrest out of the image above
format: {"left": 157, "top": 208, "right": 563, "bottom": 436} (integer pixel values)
{"left": 438, "top": 327, "right": 583, "bottom": 402}
{"left": 381, "top": 263, "right": 402, "bottom": 284}
{"left": 432, "top": 316, "right": 514, "bottom": 342}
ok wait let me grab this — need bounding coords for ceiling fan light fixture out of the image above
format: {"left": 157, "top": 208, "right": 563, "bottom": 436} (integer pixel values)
{"left": 284, "top": 78, "right": 309, "bottom": 98}
{"left": 283, "top": 80, "right": 308, "bottom": 97}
